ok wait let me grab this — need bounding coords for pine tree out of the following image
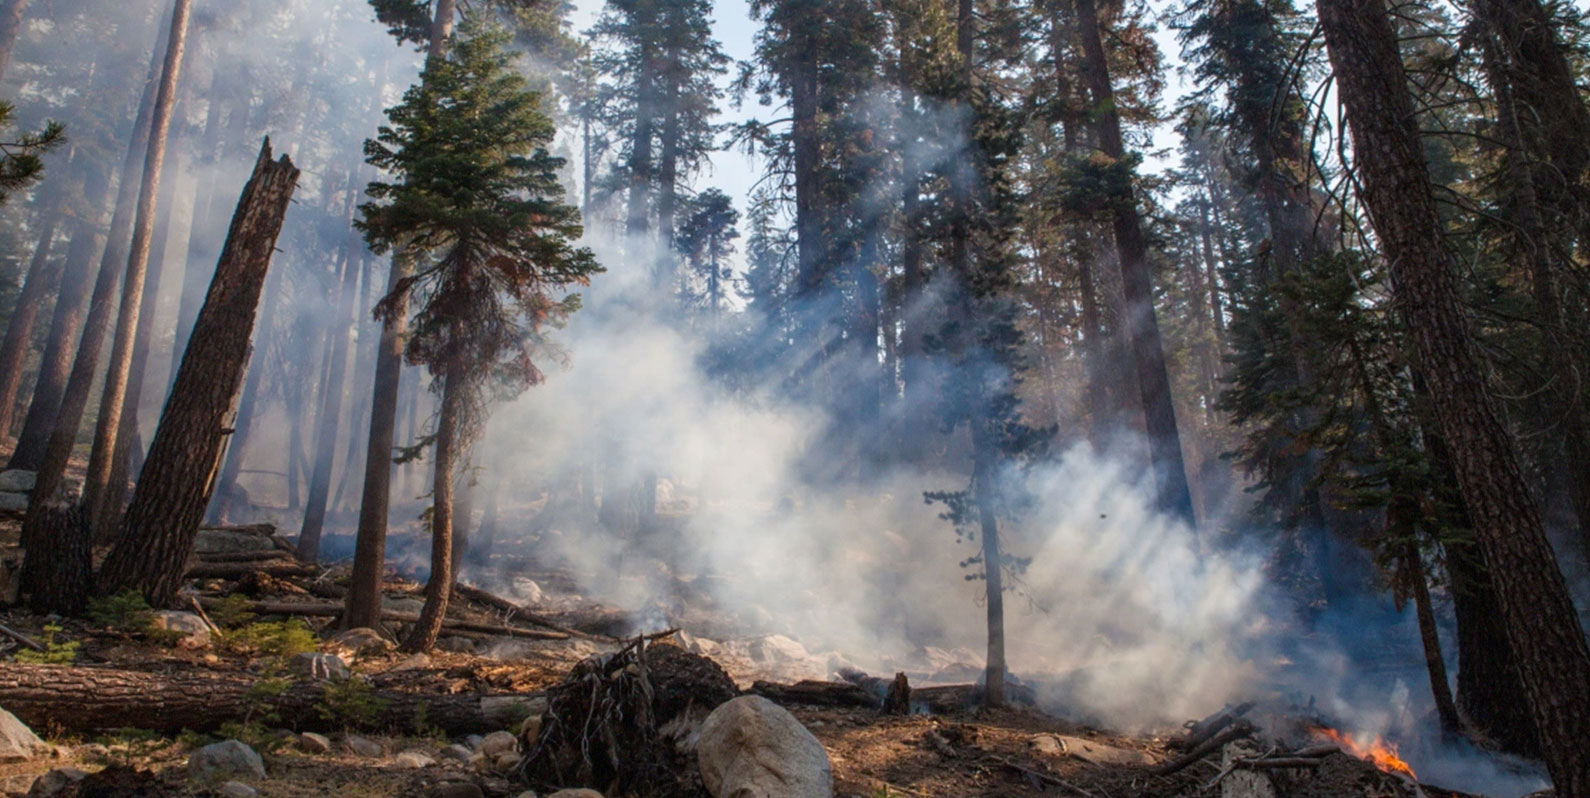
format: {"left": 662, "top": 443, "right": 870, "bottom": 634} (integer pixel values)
{"left": 357, "top": 20, "right": 600, "bottom": 652}
{"left": 675, "top": 186, "right": 739, "bottom": 321}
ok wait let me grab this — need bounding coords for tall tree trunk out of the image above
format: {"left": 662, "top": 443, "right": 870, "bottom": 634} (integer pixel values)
{"left": 15, "top": 10, "right": 170, "bottom": 589}
{"left": 207, "top": 258, "right": 284, "bottom": 523}
{"left": 298, "top": 223, "right": 361, "bottom": 562}
{"left": 1447, "top": 538, "right": 1540, "bottom": 756}
{"left": 96, "top": 109, "right": 191, "bottom": 541}
{"left": 9, "top": 218, "right": 99, "bottom": 470}
{"left": 402, "top": 362, "right": 463, "bottom": 653}
{"left": 1317, "top": 0, "right": 1590, "bottom": 792}
{"left": 346, "top": 0, "right": 455, "bottom": 630}
{"left": 82, "top": 0, "right": 192, "bottom": 534}
{"left": 0, "top": 206, "right": 62, "bottom": 436}
{"left": 0, "top": 0, "right": 28, "bottom": 83}
{"left": 790, "top": 39, "right": 824, "bottom": 363}
{"left": 96, "top": 141, "right": 299, "bottom": 608}
{"left": 1074, "top": 0, "right": 1196, "bottom": 527}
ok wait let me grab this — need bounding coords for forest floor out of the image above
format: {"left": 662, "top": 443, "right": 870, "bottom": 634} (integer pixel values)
{"left": 0, "top": 491, "right": 1511, "bottom": 798}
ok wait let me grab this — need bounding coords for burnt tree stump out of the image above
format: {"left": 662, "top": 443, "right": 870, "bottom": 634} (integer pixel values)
{"left": 97, "top": 140, "right": 299, "bottom": 607}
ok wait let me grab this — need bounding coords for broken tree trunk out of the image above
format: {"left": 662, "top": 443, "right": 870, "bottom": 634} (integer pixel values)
{"left": 0, "top": 662, "right": 540, "bottom": 735}
{"left": 97, "top": 140, "right": 300, "bottom": 608}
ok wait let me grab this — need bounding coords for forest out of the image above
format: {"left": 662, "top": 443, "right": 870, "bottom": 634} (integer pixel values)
{"left": 0, "top": 0, "right": 1584, "bottom": 796}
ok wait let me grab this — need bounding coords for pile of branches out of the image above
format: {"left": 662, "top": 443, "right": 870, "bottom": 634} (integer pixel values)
{"left": 520, "top": 636, "right": 737, "bottom": 798}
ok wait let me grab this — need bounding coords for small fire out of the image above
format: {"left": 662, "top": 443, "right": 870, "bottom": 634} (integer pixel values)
{"left": 1309, "top": 726, "right": 1417, "bottom": 779}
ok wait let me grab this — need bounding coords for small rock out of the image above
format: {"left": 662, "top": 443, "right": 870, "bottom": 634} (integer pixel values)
{"left": 464, "top": 734, "right": 486, "bottom": 751}
{"left": 493, "top": 752, "right": 520, "bottom": 772}
{"left": 467, "top": 752, "right": 490, "bottom": 773}
{"left": 0, "top": 470, "right": 35, "bottom": 492}
{"left": 342, "top": 734, "right": 383, "bottom": 758}
{"left": 297, "top": 732, "right": 332, "bottom": 754}
{"left": 478, "top": 731, "right": 518, "bottom": 758}
{"left": 151, "top": 611, "right": 212, "bottom": 648}
{"left": 697, "top": 696, "right": 831, "bottom": 798}
{"left": 432, "top": 784, "right": 485, "bottom": 798}
{"left": 25, "top": 767, "right": 85, "bottom": 797}
{"left": 441, "top": 744, "right": 473, "bottom": 762}
{"left": 289, "top": 651, "right": 350, "bottom": 681}
{"left": 395, "top": 750, "right": 436, "bottom": 769}
{"left": 188, "top": 740, "right": 266, "bottom": 782}
{"left": 546, "top": 790, "right": 604, "bottom": 798}
{"left": 0, "top": 707, "right": 47, "bottom": 761}
{"left": 330, "top": 627, "right": 392, "bottom": 654}
{"left": 437, "top": 636, "right": 477, "bottom": 654}
{"left": 218, "top": 781, "right": 259, "bottom": 798}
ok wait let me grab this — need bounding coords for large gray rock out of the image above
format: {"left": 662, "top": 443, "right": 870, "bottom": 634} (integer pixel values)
{"left": 697, "top": 696, "right": 831, "bottom": 798}
{"left": 151, "top": 611, "right": 211, "bottom": 648}
{"left": 0, "top": 470, "right": 35, "bottom": 492}
{"left": 330, "top": 627, "right": 393, "bottom": 654}
{"left": 0, "top": 707, "right": 47, "bottom": 761}
{"left": 26, "top": 768, "right": 86, "bottom": 798}
{"left": 193, "top": 528, "right": 277, "bottom": 555}
{"left": 218, "top": 782, "right": 259, "bottom": 798}
{"left": 188, "top": 740, "right": 266, "bottom": 782}
{"left": 0, "top": 493, "right": 28, "bottom": 513}
{"left": 288, "top": 652, "right": 350, "bottom": 681}
{"left": 478, "top": 731, "right": 518, "bottom": 759}
{"left": 342, "top": 734, "right": 384, "bottom": 758}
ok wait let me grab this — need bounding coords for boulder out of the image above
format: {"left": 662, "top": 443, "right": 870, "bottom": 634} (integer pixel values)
{"left": 193, "top": 528, "right": 277, "bottom": 555}
{"left": 441, "top": 744, "right": 473, "bottom": 762}
{"left": 297, "top": 732, "right": 332, "bottom": 754}
{"left": 478, "top": 731, "right": 518, "bottom": 759}
{"left": 395, "top": 750, "right": 436, "bottom": 769}
{"left": 288, "top": 652, "right": 350, "bottom": 681}
{"left": 382, "top": 596, "right": 427, "bottom": 615}
{"left": 341, "top": 734, "right": 383, "bottom": 758}
{"left": 697, "top": 696, "right": 832, "bottom": 798}
{"left": 188, "top": 740, "right": 266, "bottom": 782}
{"left": 25, "top": 768, "right": 86, "bottom": 798}
{"left": 493, "top": 752, "right": 520, "bottom": 772}
{"left": 151, "top": 611, "right": 211, "bottom": 648}
{"left": 0, "top": 707, "right": 47, "bottom": 761}
{"left": 0, "top": 470, "right": 35, "bottom": 492}
{"left": 330, "top": 627, "right": 392, "bottom": 655}
{"left": 0, "top": 493, "right": 28, "bottom": 513}
{"left": 748, "top": 635, "right": 809, "bottom": 664}
{"left": 464, "top": 734, "right": 485, "bottom": 750}
{"left": 218, "top": 781, "right": 259, "bottom": 798}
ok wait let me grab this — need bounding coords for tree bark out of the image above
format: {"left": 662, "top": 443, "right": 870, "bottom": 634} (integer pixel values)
{"left": 96, "top": 140, "right": 300, "bottom": 608}
{"left": 402, "top": 362, "right": 462, "bottom": 653}
{"left": 82, "top": 0, "right": 193, "bottom": 536}
{"left": 0, "top": 662, "right": 541, "bottom": 736}
{"left": 0, "top": 207, "right": 61, "bottom": 436}
{"left": 1317, "top": 0, "right": 1590, "bottom": 792}
{"left": 0, "top": 0, "right": 28, "bottom": 83}
{"left": 1073, "top": 0, "right": 1196, "bottom": 527}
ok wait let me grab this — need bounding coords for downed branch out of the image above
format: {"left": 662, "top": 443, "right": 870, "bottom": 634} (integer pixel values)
{"left": 989, "top": 755, "right": 1097, "bottom": 797}
{"left": 1151, "top": 719, "right": 1255, "bottom": 776}
{"left": 0, "top": 662, "right": 539, "bottom": 735}
{"left": 452, "top": 582, "right": 618, "bottom": 642}
{"left": 1176, "top": 701, "right": 1255, "bottom": 751}
{"left": 752, "top": 680, "right": 880, "bottom": 709}
{"left": 196, "top": 598, "right": 569, "bottom": 640}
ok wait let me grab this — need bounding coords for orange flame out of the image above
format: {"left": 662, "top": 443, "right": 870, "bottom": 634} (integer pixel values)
{"left": 1310, "top": 727, "right": 1417, "bottom": 779}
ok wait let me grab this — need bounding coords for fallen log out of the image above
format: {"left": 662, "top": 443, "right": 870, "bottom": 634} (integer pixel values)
{"left": 185, "top": 561, "right": 316, "bottom": 580}
{"left": 0, "top": 662, "right": 538, "bottom": 735}
{"left": 452, "top": 582, "right": 618, "bottom": 642}
{"left": 195, "top": 550, "right": 299, "bottom": 564}
{"left": 1177, "top": 701, "right": 1256, "bottom": 751}
{"left": 197, "top": 598, "right": 569, "bottom": 640}
{"left": 1152, "top": 720, "right": 1255, "bottom": 776}
{"left": 752, "top": 680, "right": 881, "bottom": 708}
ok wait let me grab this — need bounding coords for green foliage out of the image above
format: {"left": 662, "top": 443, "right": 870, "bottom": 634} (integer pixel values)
{"left": 206, "top": 594, "right": 257, "bottom": 629}
{"left": 318, "top": 676, "right": 390, "bottom": 731}
{"left": 217, "top": 621, "right": 317, "bottom": 659}
{"left": 369, "top": 0, "right": 435, "bottom": 48}
{"left": 14, "top": 624, "right": 80, "bottom": 665}
{"left": 87, "top": 590, "right": 156, "bottom": 635}
{"left": 0, "top": 100, "right": 65, "bottom": 205}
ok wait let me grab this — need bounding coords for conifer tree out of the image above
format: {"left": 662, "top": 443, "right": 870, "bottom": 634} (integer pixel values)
{"left": 357, "top": 20, "right": 599, "bottom": 652}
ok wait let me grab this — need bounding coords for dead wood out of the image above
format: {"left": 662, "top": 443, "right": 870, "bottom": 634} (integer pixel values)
{"left": 452, "top": 582, "right": 618, "bottom": 642}
{"left": 195, "top": 550, "right": 299, "bottom": 564}
{"left": 0, "top": 624, "right": 44, "bottom": 652}
{"left": 882, "top": 672, "right": 911, "bottom": 715}
{"left": 196, "top": 598, "right": 570, "bottom": 640}
{"left": 989, "top": 755, "right": 1097, "bottom": 797}
{"left": 1177, "top": 701, "right": 1255, "bottom": 750}
{"left": 184, "top": 561, "right": 316, "bottom": 579}
{"left": 752, "top": 679, "right": 881, "bottom": 709}
{"left": 1152, "top": 720, "right": 1255, "bottom": 776}
{"left": 0, "top": 662, "right": 537, "bottom": 735}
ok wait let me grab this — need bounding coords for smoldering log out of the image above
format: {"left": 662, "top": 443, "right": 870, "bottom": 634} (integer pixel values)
{"left": 752, "top": 680, "right": 881, "bottom": 709}
{"left": 0, "top": 663, "right": 540, "bottom": 734}
{"left": 451, "top": 582, "right": 619, "bottom": 641}
{"left": 196, "top": 598, "right": 571, "bottom": 640}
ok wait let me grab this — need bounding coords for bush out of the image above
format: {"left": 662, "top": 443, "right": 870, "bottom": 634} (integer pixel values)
{"left": 14, "top": 623, "right": 79, "bottom": 665}
{"left": 317, "top": 677, "right": 389, "bottom": 731}
{"left": 217, "top": 621, "right": 316, "bottom": 659}
{"left": 86, "top": 590, "right": 155, "bottom": 635}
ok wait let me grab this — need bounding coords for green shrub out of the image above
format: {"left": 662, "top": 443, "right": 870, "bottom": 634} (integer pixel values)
{"left": 207, "top": 594, "right": 256, "bottom": 629}
{"left": 86, "top": 590, "right": 155, "bottom": 635}
{"left": 218, "top": 621, "right": 316, "bottom": 659}
{"left": 317, "top": 676, "right": 389, "bottom": 731}
{"left": 14, "top": 624, "right": 79, "bottom": 665}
